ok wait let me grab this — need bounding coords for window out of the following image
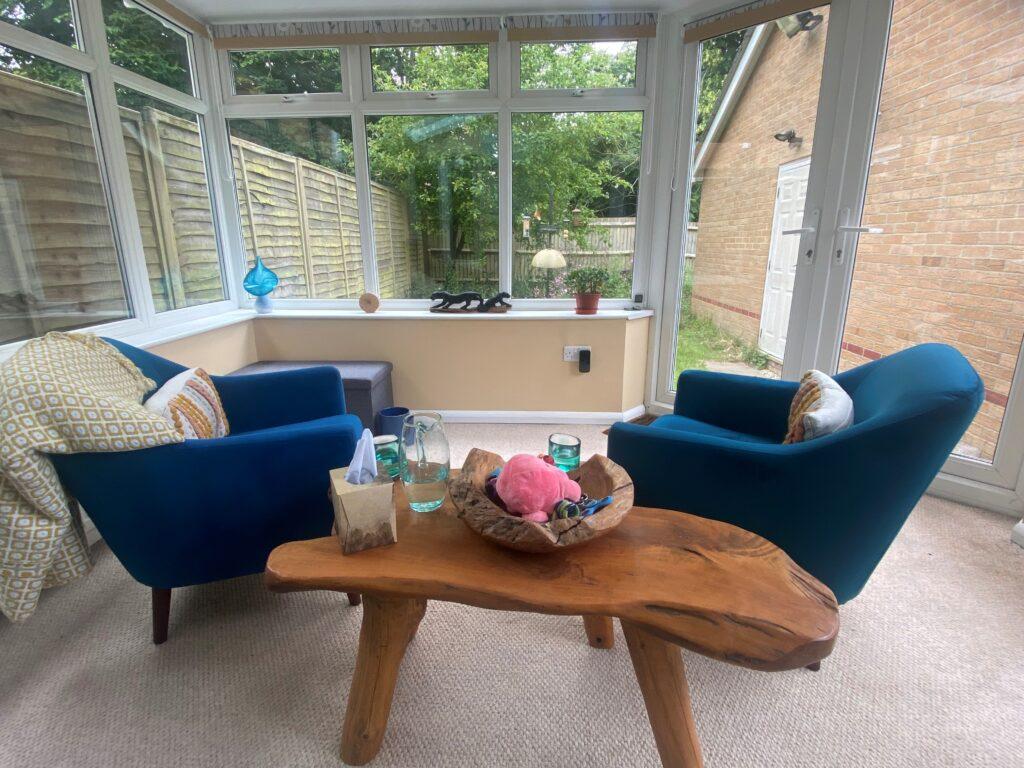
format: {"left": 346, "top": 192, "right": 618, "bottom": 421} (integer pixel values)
{"left": 102, "top": 0, "right": 193, "bottom": 94}
{"left": 364, "top": 113, "right": 498, "bottom": 298}
{"left": 227, "top": 117, "right": 364, "bottom": 299}
{"left": 228, "top": 48, "right": 343, "bottom": 95}
{"left": 1, "top": 0, "right": 77, "bottom": 47}
{"left": 369, "top": 45, "right": 489, "bottom": 93}
{"left": 116, "top": 86, "right": 224, "bottom": 311}
{"left": 520, "top": 41, "right": 638, "bottom": 90}
{"left": 511, "top": 111, "right": 643, "bottom": 298}
{"left": 0, "top": 45, "right": 130, "bottom": 344}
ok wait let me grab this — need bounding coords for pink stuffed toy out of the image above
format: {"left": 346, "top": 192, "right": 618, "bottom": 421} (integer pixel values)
{"left": 495, "top": 454, "right": 582, "bottom": 523}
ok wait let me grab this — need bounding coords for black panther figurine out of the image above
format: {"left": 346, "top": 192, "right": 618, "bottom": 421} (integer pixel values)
{"left": 478, "top": 292, "right": 512, "bottom": 312}
{"left": 430, "top": 290, "right": 483, "bottom": 310}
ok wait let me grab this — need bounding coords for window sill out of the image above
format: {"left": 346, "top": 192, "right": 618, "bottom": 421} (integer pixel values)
{"left": 260, "top": 308, "right": 654, "bottom": 321}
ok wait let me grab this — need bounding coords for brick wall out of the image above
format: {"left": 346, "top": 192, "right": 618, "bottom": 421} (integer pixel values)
{"left": 692, "top": 0, "right": 1024, "bottom": 460}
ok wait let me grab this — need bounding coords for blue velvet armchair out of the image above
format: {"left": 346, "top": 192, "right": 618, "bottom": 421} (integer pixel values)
{"left": 50, "top": 339, "right": 362, "bottom": 643}
{"left": 608, "top": 344, "right": 983, "bottom": 607}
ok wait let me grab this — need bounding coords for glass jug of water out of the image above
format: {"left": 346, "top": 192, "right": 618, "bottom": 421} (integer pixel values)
{"left": 400, "top": 411, "right": 450, "bottom": 512}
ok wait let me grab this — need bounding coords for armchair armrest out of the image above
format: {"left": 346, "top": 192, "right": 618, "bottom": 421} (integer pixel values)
{"left": 212, "top": 366, "right": 346, "bottom": 433}
{"left": 674, "top": 370, "right": 798, "bottom": 441}
{"left": 51, "top": 414, "right": 362, "bottom": 589}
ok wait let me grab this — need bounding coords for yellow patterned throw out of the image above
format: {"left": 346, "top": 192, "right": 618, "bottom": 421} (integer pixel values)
{"left": 0, "top": 333, "right": 183, "bottom": 622}
{"left": 784, "top": 369, "right": 855, "bottom": 444}
{"left": 143, "top": 368, "right": 229, "bottom": 440}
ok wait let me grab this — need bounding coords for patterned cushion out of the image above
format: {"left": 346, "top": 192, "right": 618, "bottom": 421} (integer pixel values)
{"left": 144, "top": 368, "right": 229, "bottom": 440}
{"left": 784, "top": 370, "right": 854, "bottom": 444}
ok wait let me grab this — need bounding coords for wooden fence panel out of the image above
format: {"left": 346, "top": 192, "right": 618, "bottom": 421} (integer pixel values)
{"left": 0, "top": 73, "right": 128, "bottom": 340}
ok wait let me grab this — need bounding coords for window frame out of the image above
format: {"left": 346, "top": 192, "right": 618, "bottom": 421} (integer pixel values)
{"left": 361, "top": 42, "right": 497, "bottom": 102}
{"left": 511, "top": 38, "right": 648, "bottom": 98}
{"left": 0, "top": 0, "right": 238, "bottom": 359}
{"left": 218, "top": 44, "right": 350, "bottom": 107}
{"left": 219, "top": 29, "right": 653, "bottom": 310}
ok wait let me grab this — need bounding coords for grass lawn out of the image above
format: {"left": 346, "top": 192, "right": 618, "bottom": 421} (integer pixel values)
{"left": 674, "top": 260, "right": 770, "bottom": 377}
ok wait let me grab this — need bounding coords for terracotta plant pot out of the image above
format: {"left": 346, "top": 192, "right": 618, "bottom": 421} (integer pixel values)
{"left": 574, "top": 292, "right": 601, "bottom": 315}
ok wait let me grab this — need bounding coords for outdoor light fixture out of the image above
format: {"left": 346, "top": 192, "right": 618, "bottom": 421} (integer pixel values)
{"left": 531, "top": 248, "right": 566, "bottom": 299}
{"left": 776, "top": 11, "right": 824, "bottom": 37}
{"left": 773, "top": 129, "right": 802, "bottom": 146}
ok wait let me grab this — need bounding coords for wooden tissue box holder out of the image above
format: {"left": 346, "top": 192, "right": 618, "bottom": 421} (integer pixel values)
{"left": 330, "top": 467, "right": 397, "bottom": 555}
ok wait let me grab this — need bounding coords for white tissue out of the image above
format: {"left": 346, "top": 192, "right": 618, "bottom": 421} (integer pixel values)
{"left": 345, "top": 428, "right": 379, "bottom": 485}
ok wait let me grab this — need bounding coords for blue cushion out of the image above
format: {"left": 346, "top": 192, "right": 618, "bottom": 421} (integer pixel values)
{"left": 651, "top": 414, "right": 773, "bottom": 444}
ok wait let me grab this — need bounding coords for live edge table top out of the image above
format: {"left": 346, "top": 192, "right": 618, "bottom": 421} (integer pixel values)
{"left": 265, "top": 480, "right": 839, "bottom": 672}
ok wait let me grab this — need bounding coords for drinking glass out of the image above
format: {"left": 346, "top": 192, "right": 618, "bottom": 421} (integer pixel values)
{"left": 400, "top": 411, "right": 450, "bottom": 512}
{"left": 373, "top": 434, "right": 401, "bottom": 479}
{"left": 548, "top": 433, "right": 581, "bottom": 471}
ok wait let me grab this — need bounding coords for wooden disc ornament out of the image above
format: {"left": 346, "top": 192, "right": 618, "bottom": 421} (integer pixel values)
{"left": 358, "top": 292, "right": 380, "bottom": 313}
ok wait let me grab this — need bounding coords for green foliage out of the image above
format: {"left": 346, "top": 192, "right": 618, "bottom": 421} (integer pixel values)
{"left": 695, "top": 30, "right": 745, "bottom": 140}
{"left": 229, "top": 49, "right": 342, "bottom": 95}
{"left": 566, "top": 266, "right": 612, "bottom": 295}
{"left": 370, "top": 45, "right": 489, "bottom": 92}
{"left": 675, "top": 260, "right": 770, "bottom": 374}
{"left": 520, "top": 41, "right": 636, "bottom": 90}
{"left": 1, "top": 0, "right": 191, "bottom": 95}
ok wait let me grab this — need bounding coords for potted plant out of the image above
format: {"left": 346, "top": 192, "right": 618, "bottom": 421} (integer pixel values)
{"left": 566, "top": 267, "right": 611, "bottom": 315}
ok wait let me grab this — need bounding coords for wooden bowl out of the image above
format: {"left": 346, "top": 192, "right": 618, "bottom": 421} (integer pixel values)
{"left": 448, "top": 448, "right": 634, "bottom": 553}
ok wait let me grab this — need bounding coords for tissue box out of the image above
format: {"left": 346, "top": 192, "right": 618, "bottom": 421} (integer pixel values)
{"left": 330, "top": 467, "right": 397, "bottom": 555}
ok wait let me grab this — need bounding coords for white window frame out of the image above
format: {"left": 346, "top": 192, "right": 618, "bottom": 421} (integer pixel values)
{"left": 0, "top": 0, "right": 237, "bottom": 359}
{"left": 218, "top": 26, "right": 655, "bottom": 311}
{"left": 362, "top": 42, "right": 497, "bottom": 102}
{"left": 218, "top": 45, "right": 350, "bottom": 107}
{"left": 649, "top": 0, "right": 1024, "bottom": 516}
{"left": 511, "top": 38, "right": 648, "bottom": 98}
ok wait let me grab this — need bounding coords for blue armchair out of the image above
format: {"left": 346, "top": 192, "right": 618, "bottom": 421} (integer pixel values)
{"left": 608, "top": 344, "right": 983, "bottom": 606}
{"left": 50, "top": 339, "right": 362, "bottom": 643}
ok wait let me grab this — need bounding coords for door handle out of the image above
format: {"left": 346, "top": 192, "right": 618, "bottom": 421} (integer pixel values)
{"left": 834, "top": 208, "right": 883, "bottom": 264}
{"left": 837, "top": 225, "right": 883, "bottom": 234}
{"left": 782, "top": 226, "right": 816, "bottom": 235}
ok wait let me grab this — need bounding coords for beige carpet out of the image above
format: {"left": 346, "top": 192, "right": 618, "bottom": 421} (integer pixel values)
{"left": 2, "top": 423, "right": 1022, "bottom": 768}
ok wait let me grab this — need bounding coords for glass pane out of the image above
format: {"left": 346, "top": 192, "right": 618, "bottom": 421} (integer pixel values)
{"left": 838, "top": 0, "right": 1024, "bottom": 463}
{"left": 364, "top": 113, "right": 498, "bottom": 299}
{"left": 229, "top": 48, "right": 343, "bottom": 95}
{"left": 227, "top": 117, "right": 364, "bottom": 299}
{"left": 369, "top": 45, "right": 489, "bottom": 92}
{"left": 1, "top": 0, "right": 77, "bottom": 47}
{"left": 512, "top": 111, "right": 643, "bottom": 298}
{"left": 116, "top": 86, "right": 224, "bottom": 311}
{"left": 673, "top": 8, "right": 829, "bottom": 382}
{"left": 0, "top": 46, "right": 130, "bottom": 343}
{"left": 102, "top": 0, "right": 193, "bottom": 94}
{"left": 520, "top": 41, "right": 637, "bottom": 90}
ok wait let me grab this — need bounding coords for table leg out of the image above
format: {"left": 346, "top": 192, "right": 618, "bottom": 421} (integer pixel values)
{"left": 340, "top": 594, "right": 427, "bottom": 766}
{"left": 582, "top": 615, "right": 615, "bottom": 649}
{"left": 622, "top": 621, "right": 703, "bottom": 768}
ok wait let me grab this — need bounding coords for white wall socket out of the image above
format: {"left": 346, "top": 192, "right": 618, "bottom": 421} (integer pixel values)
{"left": 563, "top": 345, "right": 591, "bottom": 362}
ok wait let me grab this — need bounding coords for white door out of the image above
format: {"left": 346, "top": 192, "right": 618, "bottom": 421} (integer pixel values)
{"left": 759, "top": 158, "right": 809, "bottom": 361}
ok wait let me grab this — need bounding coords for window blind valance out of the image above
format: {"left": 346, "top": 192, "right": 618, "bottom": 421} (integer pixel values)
{"left": 506, "top": 12, "right": 658, "bottom": 42}
{"left": 683, "top": 0, "right": 825, "bottom": 43}
{"left": 211, "top": 17, "right": 501, "bottom": 50}
{"left": 210, "top": 12, "right": 659, "bottom": 50}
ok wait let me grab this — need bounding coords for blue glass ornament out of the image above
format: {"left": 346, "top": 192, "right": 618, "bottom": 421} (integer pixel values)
{"left": 243, "top": 254, "right": 279, "bottom": 297}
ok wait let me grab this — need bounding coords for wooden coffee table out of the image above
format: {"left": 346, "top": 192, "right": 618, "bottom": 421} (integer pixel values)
{"left": 265, "top": 479, "right": 839, "bottom": 768}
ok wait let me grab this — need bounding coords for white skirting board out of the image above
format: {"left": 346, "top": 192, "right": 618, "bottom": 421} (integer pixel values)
{"left": 436, "top": 405, "right": 647, "bottom": 426}
{"left": 1012, "top": 520, "right": 1024, "bottom": 549}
